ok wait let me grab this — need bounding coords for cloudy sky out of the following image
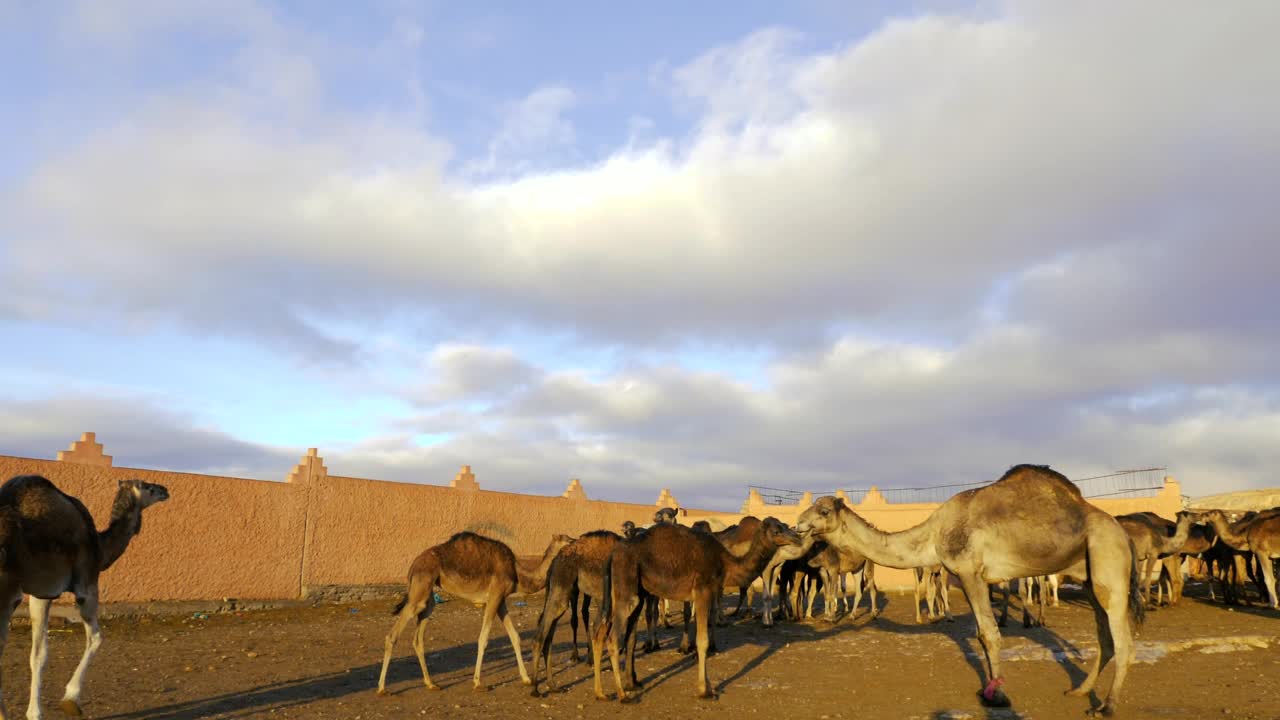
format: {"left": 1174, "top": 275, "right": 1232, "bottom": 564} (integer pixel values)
{"left": 2, "top": 1, "right": 1277, "bottom": 509}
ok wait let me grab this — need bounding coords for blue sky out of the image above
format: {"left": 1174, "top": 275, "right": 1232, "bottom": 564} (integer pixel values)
{"left": 2, "top": 1, "right": 1278, "bottom": 509}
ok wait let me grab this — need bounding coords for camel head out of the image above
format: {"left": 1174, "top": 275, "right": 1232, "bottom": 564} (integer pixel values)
{"left": 760, "top": 517, "right": 802, "bottom": 547}
{"left": 119, "top": 479, "right": 170, "bottom": 509}
{"left": 794, "top": 496, "right": 846, "bottom": 539}
{"left": 690, "top": 520, "right": 712, "bottom": 534}
{"left": 654, "top": 507, "right": 679, "bottom": 524}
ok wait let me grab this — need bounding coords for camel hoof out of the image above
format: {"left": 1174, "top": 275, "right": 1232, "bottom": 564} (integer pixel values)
{"left": 473, "top": 683, "right": 490, "bottom": 692}
{"left": 521, "top": 677, "right": 533, "bottom": 686}
{"left": 60, "top": 699, "right": 84, "bottom": 717}
{"left": 979, "top": 689, "right": 1011, "bottom": 708}
{"left": 696, "top": 690, "right": 717, "bottom": 701}
{"left": 620, "top": 692, "right": 639, "bottom": 705}
{"left": 530, "top": 687, "right": 544, "bottom": 698}
{"left": 375, "top": 688, "right": 387, "bottom": 697}
{"left": 1085, "top": 704, "right": 1115, "bottom": 717}
{"left": 677, "top": 645, "right": 694, "bottom": 655}
{"left": 427, "top": 683, "right": 441, "bottom": 691}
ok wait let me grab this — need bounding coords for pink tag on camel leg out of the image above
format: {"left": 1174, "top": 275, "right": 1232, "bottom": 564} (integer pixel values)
{"left": 982, "top": 677, "right": 1006, "bottom": 701}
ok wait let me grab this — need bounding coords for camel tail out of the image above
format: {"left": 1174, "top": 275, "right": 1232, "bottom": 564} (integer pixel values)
{"left": 391, "top": 593, "right": 409, "bottom": 616}
{"left": 599, "top": 555, "right": 613, "bottom": 619}
{"left": 1127, "top": 539, "right": 1146, "bottom": 629}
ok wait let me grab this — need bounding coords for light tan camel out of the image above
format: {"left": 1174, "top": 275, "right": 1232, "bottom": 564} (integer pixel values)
{"left": 1115, "top": 511, "right": 1193, "bottom": 606}
{"left": 0, "top": 474, "right": 169, "bottom": 720}
{"left": 376, "top": 532, "right": 571, "bottom": 694}
{"left": 795, "top": 464, "right": 1144, "bottom": 715}
{"left": 913, "top": 565, "right": 953, "bottom": 623}
{"left": 1198, "top": 509, "right": 1280, "bottom": 609}
{"left": 808, "top": 544, "right": 879, "bottom": 622}
{"left": 592, "top": 517, "right": 800, "bottom": 701}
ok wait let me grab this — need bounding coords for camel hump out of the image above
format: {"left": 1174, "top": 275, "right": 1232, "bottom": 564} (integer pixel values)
{"left": 994, "top": 464, "right": 1082, "bottom": 498}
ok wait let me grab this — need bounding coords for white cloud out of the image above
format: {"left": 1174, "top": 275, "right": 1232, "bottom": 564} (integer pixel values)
{"left": 4, "top": 2, "right": 1279, "bottom": 504}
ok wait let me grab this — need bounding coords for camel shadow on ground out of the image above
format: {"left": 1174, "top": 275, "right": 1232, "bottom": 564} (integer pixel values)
{"left": 96, "top": 629, "right": 537, "bottom": 720}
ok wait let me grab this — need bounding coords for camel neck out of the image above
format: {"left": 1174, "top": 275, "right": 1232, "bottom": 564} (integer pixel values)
{"left": 98, "top": 490, "right": 141, "bottom": 571}
{"left": 833, "top": 507, "right": 939, "bottom": 569}
{"left": 722, "top": 531, "right": 775, "bottom": 587}
{"left": 516, "top": 543, "right": 560, "bottom": 594}
{"left": 1207, "top": 514, "right": 1250, "bottom": 551}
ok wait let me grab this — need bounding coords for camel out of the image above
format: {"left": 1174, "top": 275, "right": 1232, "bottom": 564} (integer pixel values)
{"left": 757, "top": 534, "right": 816, "bottom": 626}
{"left": 376, "top": 532, "right": 571, "bottom": 695}
{"left": 1115, "top": 512, "right": 1193, "bottom": 606}
{"left": 530, "top": 530, "right": 627, "bottom": 695}
{"left": 795, "top": 464, "right": 1144, "bottom": 715}
{"left": 913, "top": 565, "right": 953, "bottom": 623}
{"left": 592, "top": 517, "right": 800, "bottom": 701}
{"left": 1198, "top": 509, "right": 1280, "bottom": 609}
{"left": 808, "top": 544, "right": 879, "bottom": 622}
{"left": 0, "top": 474, "right": 169, "bottom": 720}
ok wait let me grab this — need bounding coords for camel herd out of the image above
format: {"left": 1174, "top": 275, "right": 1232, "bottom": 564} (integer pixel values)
{"left": 0, "top": 466, "right": 1278, "bottom": 718}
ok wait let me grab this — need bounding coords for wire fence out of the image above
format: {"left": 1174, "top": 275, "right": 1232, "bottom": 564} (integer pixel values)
{"left": 749, "top": 467, "right": 1167, "bottom": 506}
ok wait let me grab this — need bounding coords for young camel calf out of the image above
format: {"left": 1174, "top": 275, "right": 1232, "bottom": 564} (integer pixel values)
{"left": 377, "top": 532, "right": 571, "bottom": 694}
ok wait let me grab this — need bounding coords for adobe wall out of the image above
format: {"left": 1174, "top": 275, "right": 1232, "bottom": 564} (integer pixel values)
{"left": 0, "top": 452, "right": 306, "bottom": 602}
{"left": 0, "top": 433, "right": 1187, "bottom": 600}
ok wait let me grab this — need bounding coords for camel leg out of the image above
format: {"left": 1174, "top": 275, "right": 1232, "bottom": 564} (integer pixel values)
{"left": 471, "top": 597, "right": 500, "bottom": 690}
{"left": 693, "top": 590, "right": 715, "bottom": 700}
{"left": 411, "top": 603, "right": 441, "bottom": 691}
{"left": 0, "top": 587, "right": 18, "bottom": 720}
{"left": 821, "top": 569, "right": 838, "bottom": 622}
{"left": 567, "top": 587, "right": 580, "bottom": 663}
{"left": 580, "top": 595, "right": 591, "bottom": 660}
{"left": 60, "top": 591, "right": 102, "bottom": 717}
{"left": 1256, "top": 551, "right": 1279, "bottom": 609}
{"left": 642, "top": 597, "right": 659, "bottom": 652}
{"left": 849, "top": 568, "right": 864, "bottom": 620}
{"left": 1067, "top": 582, "right": 1114, "bottom": 700}
{"left": 623, "top": 602, "right": 642, "bottom": 691}
{"left": 678, "top": 602, "right": 693, "bottom": 654}
{"left": 913, "top": 568, "right": 925, "bottom": 624}
{"left": 26, "top": 597, "right": 54, "bottom": 720}
{"left": 996, "top": 581, "right": 1010, "bottom": 627}
{"left": 494, "top": 598, "right": 530, "bottom": 686}
{"left": 866, "top": 564, "right": 881, "bottom": 619}
{"left": 761, "top": 562, "right": 777, "bottom": 627}
{"left": 940, "top": 569, "right": 954, "bottom": 621}
{"left": 532, "top": 581, "right": 570, "bottom": 695}
{"left": 959, "top": 575, "right": 1010, "bottom": 708}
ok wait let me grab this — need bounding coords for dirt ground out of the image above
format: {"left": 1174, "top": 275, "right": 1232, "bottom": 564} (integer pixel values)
{"left": 3, "top": 580, "right": 1278, "bottom": 720}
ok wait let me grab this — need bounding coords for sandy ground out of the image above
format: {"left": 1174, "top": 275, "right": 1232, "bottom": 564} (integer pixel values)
{"left": 2, "top": 580, "right": 1278, "bottom": 720}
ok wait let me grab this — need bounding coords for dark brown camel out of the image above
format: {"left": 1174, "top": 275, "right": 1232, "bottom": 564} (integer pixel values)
{"left": 0, "top": 474, "right": 169, "bottom": 720}
{"left": 529, "top": 530, "right": 629, "bottom": 696}
{"left": 376, "top": 532, "right": 571, "bottom": 694}
{"left": 592, "top": 518, "right": 800, "bottom": 701}
{"left": 796, "top": 465, "right": 1144, "bottom": 715}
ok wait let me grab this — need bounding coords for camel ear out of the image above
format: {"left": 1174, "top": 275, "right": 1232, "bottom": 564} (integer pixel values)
{"left": 832, "top": 496, "right": 846, "bottom": 510}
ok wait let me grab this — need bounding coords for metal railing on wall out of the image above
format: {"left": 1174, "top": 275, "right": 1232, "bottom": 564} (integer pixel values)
{"left": 749, "top": 467, "right": 1167, "bottom": 506}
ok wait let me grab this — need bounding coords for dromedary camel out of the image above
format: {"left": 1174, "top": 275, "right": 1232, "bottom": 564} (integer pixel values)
{"left": 808, "top": 543, "right": 879, "bottom": 622}
{"left": 1198, "top": 509, "right": 1280, "bottom": 609}
{"left": 592, "top": 517, "right": 800, "bottom": 701}
{"left": 913, "top": 565, "right": 953, "bottom": 624}
{"left": 376, "top": 532, "right": 571, "bottom": 695}
{"left": 0, "top": 474, "right": 169, "bottom": 720}
{"left": 1116, "top": 511, "right": 1193, "bottom": 606}
{"left": 529, "top": 529, "right": 630, "bottom": 696}
{"left": 795, "top": 464, "right": 1144, "bottom": 715}
{"left": 757, "top": 534, "right": 815, "bottom": 626}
